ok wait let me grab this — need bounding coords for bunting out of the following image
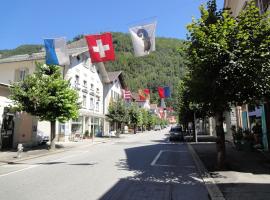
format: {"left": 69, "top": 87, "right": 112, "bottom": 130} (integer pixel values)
{"left": 123, "top": 89, "right": 132, "bottom": 100}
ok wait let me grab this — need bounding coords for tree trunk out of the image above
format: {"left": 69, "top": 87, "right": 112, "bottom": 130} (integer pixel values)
{"left": 215, "top": 111, "right": 226, "bottom": 169}
{"left": 50, "top": 121, "right": 56, "bottom": 150}
{"left": 134, "top": 124, "right": 137, "bottom": 134}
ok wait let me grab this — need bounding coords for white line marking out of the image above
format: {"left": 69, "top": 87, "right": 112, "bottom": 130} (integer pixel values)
{"left": 151, "top": 150, "right": 163, "bottom": 166}
{"left": 150, "top": 150, "right": 188, "bottom": 167}
{"left": 0, "top": 165, "right": 38, "bottom": 178}
{"left": 0, "top": 150, "right": 90, "bottom": 178}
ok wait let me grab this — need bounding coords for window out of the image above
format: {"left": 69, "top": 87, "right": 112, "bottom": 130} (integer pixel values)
{"left": 90, "top": 97, "right": 94, "bottom": 110}
{"left": 14, "top": 68, "right": 29, "bottom": 82}
{"left": 90, "top": 64, "right": 95, "bottom": 72}
{"left": 82, "top": 95, "right": 87, "bottom": 108}
{"left": 96, "top": 101, "right": 99, "bottom": 112}
{"left": 96, "top": 88, "right": 100, "bottom": 94}
{"left": 75, "top": 75, "right": 80, "bottom": 84}
{"left": 20, "top": 70, "right": 26, "bottom": 81}
{"left": 83, "top": 57, "right": 89, "bottom": 68}
{"left": 90, "top": 83, "right": 94, "bottom": 91}
{"left": 83, "top": 80, "right": 87, "bottom": 88}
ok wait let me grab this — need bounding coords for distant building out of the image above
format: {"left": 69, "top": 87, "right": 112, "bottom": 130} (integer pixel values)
{"left": 103, "top": 71, "right": 126, "bottom": 136}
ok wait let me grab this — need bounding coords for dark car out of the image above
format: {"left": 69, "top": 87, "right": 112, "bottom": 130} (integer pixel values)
{"left": 169, "top": 126, "right": 184, "bottom": 142}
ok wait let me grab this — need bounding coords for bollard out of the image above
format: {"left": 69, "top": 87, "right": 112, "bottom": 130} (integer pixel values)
{"left": 17, "top": 143, "right": 24, "bottom": 158}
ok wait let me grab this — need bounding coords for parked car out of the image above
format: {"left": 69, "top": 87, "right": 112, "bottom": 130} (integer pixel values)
{"left": 169, "top": 126, "right": 184, "bottom": 142}
{"left": 154, "top": 125, "right": 161, "bottom": 131}
{"left": 36, "top": 133, "right": 49, "bottom": 145}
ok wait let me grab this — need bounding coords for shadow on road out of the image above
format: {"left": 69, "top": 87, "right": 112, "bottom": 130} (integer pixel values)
{"left": 99, "top": 143, "right": 209, "bottom": 200}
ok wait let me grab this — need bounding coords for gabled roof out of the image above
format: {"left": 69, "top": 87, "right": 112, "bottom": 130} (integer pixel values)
{"left": 107, "top": 71, "right": 126, "bottom": 89}
{"left": 67, "top": 38, "right": 87, "bottom": 49}
{"left": 108, "top": 71, "right": 122, "bottom": 82}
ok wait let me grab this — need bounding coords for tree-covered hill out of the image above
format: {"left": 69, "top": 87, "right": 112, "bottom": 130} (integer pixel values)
{"left": 107, "top": 32, "right": 187, "bottom": 107}
{"left": 0, "top": 33, "right": 187, "bottom": 108}
{"left": 0, "top": 45, "right": 43, "bottom": 58}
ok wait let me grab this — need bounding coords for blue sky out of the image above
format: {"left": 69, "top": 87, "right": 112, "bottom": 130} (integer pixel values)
{"left": 0, "top": 0, "right": 223, "bottom": 50}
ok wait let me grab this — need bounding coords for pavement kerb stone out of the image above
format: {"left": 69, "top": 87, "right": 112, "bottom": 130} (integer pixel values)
{"left": 0, "top": 140, "right": 109, "bottom": 166}
{"left": 187, "top": 143, "right": 225, "bottom": 200}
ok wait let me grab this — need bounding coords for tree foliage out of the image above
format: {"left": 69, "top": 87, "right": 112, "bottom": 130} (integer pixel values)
{"left": 0, "top": 45, "right": 43, "bottom": 59}
{"left": 10, "top": 63, "right": 79, "bottom": 148}
{"left": 187, "top": 0, "right": 270, "bottom": 114}
{"left": 10, "top": 63, "right": 79, "bottom": 122}
{"left": 106, "top": 99, "right": 129, "bottom": 125}
{"left": 185, "top": 0, "right": 270, "bottom": 168}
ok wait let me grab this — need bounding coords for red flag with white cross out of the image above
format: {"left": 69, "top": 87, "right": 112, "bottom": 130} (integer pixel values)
{"left": 85, "top": 33, "right": 115, "bottom": 63}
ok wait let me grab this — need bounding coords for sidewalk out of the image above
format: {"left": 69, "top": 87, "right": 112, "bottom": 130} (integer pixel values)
{"left": 0, "top": 136, "right": 118, "bottom": 166}
{"left": 191, "top": 141, "right": 270, "bottom": 200}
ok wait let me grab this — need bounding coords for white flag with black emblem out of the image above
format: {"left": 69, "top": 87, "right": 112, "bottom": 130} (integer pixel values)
{"left": 129, "top": 22, "right": 157, "bottom": 57}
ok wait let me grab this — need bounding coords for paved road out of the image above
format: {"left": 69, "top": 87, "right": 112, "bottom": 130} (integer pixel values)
{"left": 0, "top": 128, "right": 209, "bottom": 200}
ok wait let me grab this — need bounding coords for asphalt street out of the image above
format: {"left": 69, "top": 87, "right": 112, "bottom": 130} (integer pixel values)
{"left": 0, "top": 128, "right": 209, "bottom": 200}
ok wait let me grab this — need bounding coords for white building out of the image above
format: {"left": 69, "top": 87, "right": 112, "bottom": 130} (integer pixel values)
{"left": 0, "top": 38, "right": 125, "bottom": 149}
{"left": 103, "top": 71, "right": 126, "bottom": 136}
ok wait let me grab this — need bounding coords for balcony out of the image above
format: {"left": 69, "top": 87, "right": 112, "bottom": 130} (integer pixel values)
{"left": 82, "top": 86, "right": 88, "bottom": 93}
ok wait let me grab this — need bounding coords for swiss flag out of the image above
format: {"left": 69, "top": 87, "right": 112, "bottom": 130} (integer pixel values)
{"left": 85, "top": 33, "right": 115, "bottom": 63}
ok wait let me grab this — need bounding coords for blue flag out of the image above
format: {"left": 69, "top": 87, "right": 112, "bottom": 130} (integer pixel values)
{"left": 44, "top": 38, "right": 69, "bottom": 66}
{"left": 164, "top": 86, "right": 170, "bottom": 98}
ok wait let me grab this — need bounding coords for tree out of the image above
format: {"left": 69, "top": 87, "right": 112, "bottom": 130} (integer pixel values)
{"left": 141, "top": 109, "right": 149, "bottom": 132}
{"left": 176, "top": 79, "right": 194, "bottom": 130}
{"left": 147, "top": 112, "right": 155, "bottom": 130}
{"left": 106, "top": 99, "right": 128, "bottom": 136}
{"left": 186, "top": 0, "right": 270, "bottom": 168}
{"left": 128, "top": 103, "right": 142, "bottom": 134}
{"left": 10, "top": 63, "right": 79, "bottom": 149}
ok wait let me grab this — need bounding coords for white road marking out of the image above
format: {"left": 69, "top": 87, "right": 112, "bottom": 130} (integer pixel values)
{"left": 0, "top": 165, "right": 38, "bottom": 178}
{"left": 151, "top": 150, "right": 163, "bottom": 166}
{"left": 0, "top": 150, "right": 91, "bottom": 178}
{"left": 150, "top": 150, "right": 187, "bottom": 167}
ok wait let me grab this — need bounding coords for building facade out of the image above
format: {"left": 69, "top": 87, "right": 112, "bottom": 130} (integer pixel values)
{"left": 0, "top": 39, "right": 125, "bottom": 149}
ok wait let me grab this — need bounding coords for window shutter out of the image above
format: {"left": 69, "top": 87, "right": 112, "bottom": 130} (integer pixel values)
{"left": 25, "top": 68, "right": 29, "bottom": 76}
{"left": 14, "top": 69, "right": 20, "bottom": 82}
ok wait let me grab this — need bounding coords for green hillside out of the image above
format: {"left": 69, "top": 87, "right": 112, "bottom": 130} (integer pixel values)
{"left": 0, "top": 33, "right": 186, "bottom": 108}
{"left": 0, "top": 45, "right": 43, "bottom": 58}
{"left": 107, "top": 32, "right": 187, "bottom": 107}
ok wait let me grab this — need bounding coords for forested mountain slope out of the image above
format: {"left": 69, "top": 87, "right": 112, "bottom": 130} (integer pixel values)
{"left": 0, "top": 33, "right": 187, "bottom": 108}
{"left": 107, "top": 32, "right": 187, "bottom": 107}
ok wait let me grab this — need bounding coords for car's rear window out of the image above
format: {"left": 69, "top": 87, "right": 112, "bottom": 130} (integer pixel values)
{"left": 171, "top": 127, "right": 181, "bottom": 132}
